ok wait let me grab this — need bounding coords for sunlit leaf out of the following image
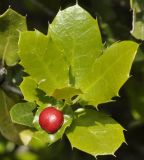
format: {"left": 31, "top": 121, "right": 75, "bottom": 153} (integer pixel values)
{"left": 66, "top": 109, "right": 125, "bottom": 156}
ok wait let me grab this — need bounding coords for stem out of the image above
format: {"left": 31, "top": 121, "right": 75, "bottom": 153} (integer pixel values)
{"left": 1, "top": 81, "right": 22, "bottom": 96}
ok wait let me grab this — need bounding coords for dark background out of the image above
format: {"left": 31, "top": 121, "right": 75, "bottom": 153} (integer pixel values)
{"left": 0, "top": 0, "right": 144, "bottom": 160}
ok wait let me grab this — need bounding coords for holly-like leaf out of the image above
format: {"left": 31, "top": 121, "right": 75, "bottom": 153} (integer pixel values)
{"left": 0, "top": 8, "right": 27, "bottom": 66}
{"left": 19, "top": 30, "right": 69, "bottom": 97}
{"left": 49, "top": 4, "right": 103, "bottom": 74}
{"left": 78, "top": 41, "right": 139, "bottom": 106}
{"left": 10, "top": 102, "right": 36, "bottom": 127}
{"left": 19, "top": 5, "right": 138, "bottom": 106}
{"left": 0, "top": 89, "right": 24, "bottom": 144}
{"left": 130, "top": 0, "right": 144, "bottom": 40}
{"left": 66, "top": 109, "right": 125, "bottom": 157}
{"left": 18, "top": 4, "right": 102, "bottom": 100}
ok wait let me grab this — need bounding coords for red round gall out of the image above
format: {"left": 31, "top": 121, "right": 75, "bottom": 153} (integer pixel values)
{"left": 39, "top": 107, "right": 64, "bottom": 133}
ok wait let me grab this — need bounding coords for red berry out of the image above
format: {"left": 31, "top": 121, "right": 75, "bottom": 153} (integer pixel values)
{"left": 39, "top": 107, "right": 64, "bottom": 133}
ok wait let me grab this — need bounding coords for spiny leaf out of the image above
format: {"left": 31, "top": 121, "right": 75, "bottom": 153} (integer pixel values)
{"left": 18, "top": 4, "right": 102, "bottom": 100}
{"left": 66, "top": 108, "right": 125, "bottom": 156}
{"left": 19, "top": 5, "right": 138, "bottom": 107}
{"left": 19, "top": 30, "right": 69, "bottom": 96}
{"left": 49, "top": 4, "right": 103, "bottom": 85}
{"left": 78, "top": 41, "right": 139, "bottom": 106}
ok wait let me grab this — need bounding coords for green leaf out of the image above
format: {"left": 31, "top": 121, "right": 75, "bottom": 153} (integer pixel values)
{"left": 66, "top": 109, "right": 125, "bottom": 156}
{"left": 20, "top": 77, "right": 38, "bottom": 103}
{"left": 0, "top": 89, "right": 24, "bottom": 144}
{"left": 19, "top": 129, "right": 34, "bottom": 146}
{"left": 20, "top": 77, "right": 64, "bottom": 107}
{"left": 52, "top": 87, "right": 82, "bottom": 100}
{"left": 16, "top": 152, "right": 38, "bottom": 160}
{"left": 19, "top": 5, "right": 138, "bottom": 106}
{"left": 0, "top": 8, "right": 27, "bottom": 66}
{"left": 10, "top": 102, "right": 36, "bottom": 127}
{"left": 49, "top": 4, "right": 103, "bottom": 85}
{"left": 78, "top": 41, "right": 139, "bottom": 106}
{"left": 130, "top": 0, "right": 144, "bottom": 12}
{"left": 19, "top": 30, "right": 69, "bottom": 97}
{"left": 18, "top": 4, "right": 102, "bottom": 100}
{"left": 130, "top": 0, "right": 144, "bottom": 40}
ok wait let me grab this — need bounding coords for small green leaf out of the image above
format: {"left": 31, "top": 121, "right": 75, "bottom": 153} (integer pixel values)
{"left": 0, "top": 89, "right": 24, "bottom": 144}
{"left": 53, "top": 87, "right": 82, "bottom": 100}
{"left": 0, "top": 8, "right": 27, "bottom": 66}
{"left": 78, "top": 41, "right": 139, "bottom": 106}
{"left": 20, "top": 77, "right": 63, "bottom": 107}
{"left": 10, "top": 102, "right": 36, "bottom": 127}
{"left": 20, "top": 77, "right": 38, "bottom": 103}
{"left": 66, "top": 109, "right": 125, "bottom": 156}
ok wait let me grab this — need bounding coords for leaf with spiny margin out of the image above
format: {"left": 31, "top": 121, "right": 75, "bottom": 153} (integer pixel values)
{"left": 19, "top": 30, "right": 70, "bottom": 97}
{"left": 78, "top": 41, "right": 139, "bottom": 106}
{"left": 19, "top": 4, "right": 102, "bottom": 100}
{"left": 10, "top": 102, "right": 36, "bottom": 127}
{"left": 0, "top": 89, "right": 25, "bottom": 144}
{"left": 130, "top": 0, "right": 144, "bottom": 40}
{"left": 49, "top": 4, "right": 103, "bottom": 84}
{"left": 18, "top": 5, "right": 138, "bottom": 106}
{"left": 66, "top": 109, "right": 125, "bottom": 156}
{"left": 0, "top": 8, "right": 27, "bottom": 66}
